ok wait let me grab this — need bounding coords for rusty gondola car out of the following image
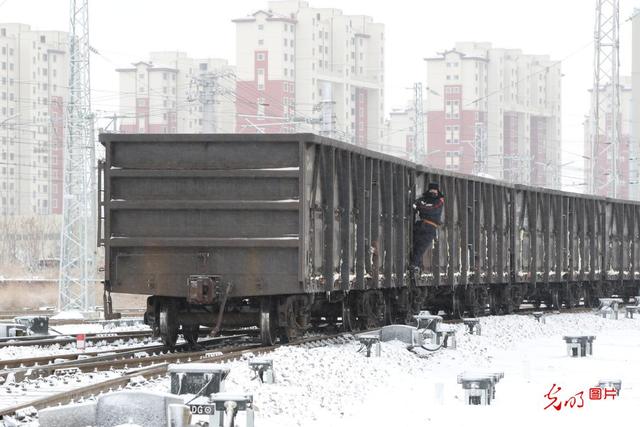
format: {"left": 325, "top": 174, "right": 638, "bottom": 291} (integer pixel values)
{"left": 98, "top": 133, "right": 640, "bottom": 347}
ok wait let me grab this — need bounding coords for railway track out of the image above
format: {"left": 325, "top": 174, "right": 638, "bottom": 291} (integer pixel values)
{"left": 0, "top": 332, "right": 355, "bottom": 419}
{"left": 0, "top": 334, "right": 250, "bottom": 384}
{"left": 1, "top": 342, "right": 165, "bottom": 371}
{"left": 0, "top": 309, "right": 145, "bottom": 324}
{"left": 0, "top": 330, "right": 153, "bottom": 349}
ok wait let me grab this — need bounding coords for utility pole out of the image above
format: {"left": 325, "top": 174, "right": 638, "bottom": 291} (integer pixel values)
{"left": 590, "top": 0, "right": 620, "bottom": 197}
{"left": 412, "top": 83, "right": 425, "bottom": 163}
{"left": 191, "top": 71, "right": 234, "bottom": 133}
{"left": 473, "top": 121, "right": 487, "bottom": 174}
{"left": 96, "top": 112, "right": 128, "bottom": 133}
{"left": 318, "top": 82, "right": 334, "bottom": 138}
{"left": 59, "top": 0, "right": 96, "bottom": 311}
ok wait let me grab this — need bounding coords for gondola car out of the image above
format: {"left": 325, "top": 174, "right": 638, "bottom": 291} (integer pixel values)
{"left": 98, "top": 133, "right": 640, "bottom": 346}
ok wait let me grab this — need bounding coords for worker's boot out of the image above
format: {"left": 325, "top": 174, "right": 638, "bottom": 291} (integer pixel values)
{"left": 411, "top": 265, "right": 421, "bottom": 278}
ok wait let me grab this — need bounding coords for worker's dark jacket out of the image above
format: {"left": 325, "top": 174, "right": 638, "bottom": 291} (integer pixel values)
{"left": 414, "top": 192, "right": 444, "bottom": 227}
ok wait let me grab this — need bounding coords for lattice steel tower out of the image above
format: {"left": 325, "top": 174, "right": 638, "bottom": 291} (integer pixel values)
{"left": 59, "top": 0, "right": 96, "bottom": 311}
{"left": 589, "top": 0, "right": 621, "bottom": 197}
{"left": 413, "top": 83, "right": 425, "bottom": 163}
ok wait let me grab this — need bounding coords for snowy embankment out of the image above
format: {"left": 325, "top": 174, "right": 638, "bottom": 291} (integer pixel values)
{"left": 195, "top": 312, "right": 640, "bottom": 427}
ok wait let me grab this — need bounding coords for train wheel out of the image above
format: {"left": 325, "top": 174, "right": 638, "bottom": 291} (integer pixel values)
{"left": 341, "top": 299, "right": 357, "bottom": 332}
{"left": 551, "top": 289, "right": 561, "bottom": 310}
{"left": 159, "top": 303, "right": 178, "bottom": 349}
{"left": 361, "top": 291, "right": 386, "bottom": 328}
{"left": 565, "top": 284, "right": 579, "bottom": 309}
{"left": 182, "top": 324, "right": 199, "bottom": 347}
{"left": 488, "top": 290, "right": 500, "bottom": 315}
{"left": 584, "top": 284, "right": 599, "bottom": 308}
{"left": 502, "top": 287, "right": 515, "bottom": 314}
{"left": 260, "top": 299, "right": 278, "bottom": 346}
{"left": 452, "top": 292, "right": 464, "bottom": 318}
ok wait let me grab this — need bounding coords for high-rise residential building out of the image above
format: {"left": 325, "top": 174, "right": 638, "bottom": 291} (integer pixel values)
{"left": 425, "top": 42, "right": 562, "bottom": 188}
{"left": 0, "top": 24, "right": 68, "bottom": 216}
{"left": 233, "top": 0, "right": 385, "bottom": 147}
{"left": 584, "top": 76, "right": 632, "bottom": 199}
{"left": 116, "top": 52, "right": 236, "bottom": 134}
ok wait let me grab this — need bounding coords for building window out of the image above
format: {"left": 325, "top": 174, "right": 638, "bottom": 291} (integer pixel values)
{"left": 257, "top": 68, "right": 265, "bottom": 90}
{"left": 445, "top": 100, "right": 460, "bottom": 119}
{"left": 257, "top": 97, "right": 265, "bottom": 118}
{"left": 258, "top": 24, "right": 264, "bottom": 30}
{"left": 258, "top": 39, "right": 264, "bottom": 46}
{"left": 284, "top": 39, "right": 288, "bottom": 47}
{"left": 445, "top": 125, "right": 460, "bottom": 144}
{"left": 445, "top": 151, "right": 460, "bottom": 169}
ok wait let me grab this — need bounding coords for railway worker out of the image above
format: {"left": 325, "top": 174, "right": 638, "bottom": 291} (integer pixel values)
{"left": 411, "top": 182, "right": 444, "bottom": 272}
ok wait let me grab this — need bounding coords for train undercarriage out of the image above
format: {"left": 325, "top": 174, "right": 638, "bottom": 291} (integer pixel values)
{"left": 141, "top": 280, "right": 640, "bottom": 348}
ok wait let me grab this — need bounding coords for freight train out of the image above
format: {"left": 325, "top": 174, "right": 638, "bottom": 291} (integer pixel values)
{"left": 98, "top": 133, "right": 640, "bottom": 347}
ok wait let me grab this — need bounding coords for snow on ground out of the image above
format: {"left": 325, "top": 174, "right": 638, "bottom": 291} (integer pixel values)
{"left": 184, "top": 312, "right": 640, "bottom": 427}
{"left": 50, "top": 310, "right": 85, "bottom": 320}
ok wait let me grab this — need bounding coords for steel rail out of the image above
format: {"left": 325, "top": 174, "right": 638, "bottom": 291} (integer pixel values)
{"left": 0, "top": 332, "right": 355, "bottom": 418}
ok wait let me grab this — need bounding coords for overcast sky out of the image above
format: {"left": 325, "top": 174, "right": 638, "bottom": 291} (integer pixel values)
{"left": 2, "top": 0, "right": 639, "bottom": 186}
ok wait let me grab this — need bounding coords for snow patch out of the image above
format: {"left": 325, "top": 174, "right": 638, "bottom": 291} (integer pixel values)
{"left": 50, "top": 310, "right": 85, "bottom": 320}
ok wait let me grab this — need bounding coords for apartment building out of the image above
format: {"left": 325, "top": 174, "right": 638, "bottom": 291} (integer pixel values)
{"left": 425, "top": 42, "right": 562, "bottom": 188}
{"left": 233, "top": 0, "right": 385, "bottom": 148}
{"left": 116, "top": 52, "right": 235, "bottom": 134}
{"left": 0, "top": 23, "right": 68, "bottom": 216}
